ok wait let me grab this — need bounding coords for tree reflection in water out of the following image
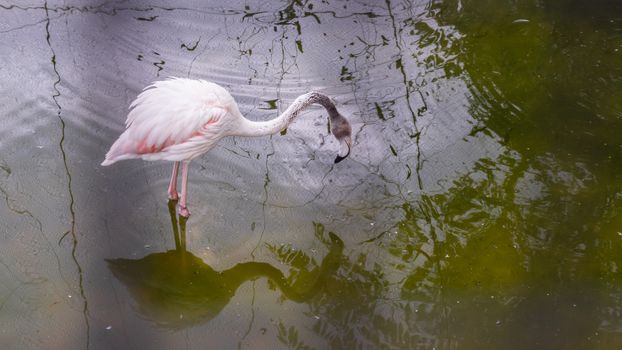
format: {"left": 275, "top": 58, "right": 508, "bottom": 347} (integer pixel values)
{"left": 99, "top": 1, "right": 622, "bottom": 347}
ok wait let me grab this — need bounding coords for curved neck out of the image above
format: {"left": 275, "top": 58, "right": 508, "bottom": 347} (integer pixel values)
{"left": 234, "top": 92, "right": 338, "bottom": 137}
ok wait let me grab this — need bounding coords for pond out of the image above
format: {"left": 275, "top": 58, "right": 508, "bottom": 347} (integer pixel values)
{"left": 1, "top": 0, "right": 622, "bottom": 349}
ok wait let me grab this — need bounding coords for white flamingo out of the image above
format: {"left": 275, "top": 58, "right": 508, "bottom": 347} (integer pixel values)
{"left": 102, "top": 78, "right": 352, "bottom": 217}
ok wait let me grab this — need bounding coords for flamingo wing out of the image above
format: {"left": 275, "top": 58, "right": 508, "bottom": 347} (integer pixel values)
{"left": 102, "top": 78, "right": 230, "bottom": 165}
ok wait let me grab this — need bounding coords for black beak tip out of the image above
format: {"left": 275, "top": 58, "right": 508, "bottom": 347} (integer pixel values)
{"left": 334, "top": 155, "right": 346, "bottom": 163}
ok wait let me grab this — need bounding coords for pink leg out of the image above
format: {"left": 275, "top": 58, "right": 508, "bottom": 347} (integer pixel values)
{"left": 178, "top": 161, "right": 191, "bottom": 217}
{"left": 167, "top": 161, "right": 180, "bottom": 200}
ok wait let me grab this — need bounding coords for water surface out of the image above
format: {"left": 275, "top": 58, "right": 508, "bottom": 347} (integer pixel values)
{"left": 1, "top": 0, "right": 622, "bottom": 349}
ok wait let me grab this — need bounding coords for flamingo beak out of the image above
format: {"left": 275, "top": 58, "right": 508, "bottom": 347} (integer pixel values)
{"left": 334, "top": 136, "right": 352, "bottom": 164}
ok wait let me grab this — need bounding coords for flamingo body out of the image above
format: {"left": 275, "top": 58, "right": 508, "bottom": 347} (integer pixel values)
{"left": 103, "top": 77, "right": 352, "bottom": 217}
{"left": 102, "top": 78, "right": 239, "bottom": 165}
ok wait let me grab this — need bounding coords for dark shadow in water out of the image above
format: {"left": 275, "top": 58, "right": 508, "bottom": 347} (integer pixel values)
{"left": 107, "top": 200, "right": 344, "bottom": 329}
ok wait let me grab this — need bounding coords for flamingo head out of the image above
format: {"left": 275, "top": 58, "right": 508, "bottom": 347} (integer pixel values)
{"left": 330, "top": 112, "right": 352, "bottom": 164}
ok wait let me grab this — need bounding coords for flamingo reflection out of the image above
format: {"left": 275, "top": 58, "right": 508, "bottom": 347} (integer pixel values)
{"left": 107, "top": 200, "right": 344, "bottom": 329}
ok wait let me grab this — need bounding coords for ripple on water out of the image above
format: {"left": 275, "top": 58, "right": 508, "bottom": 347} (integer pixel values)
{"left": 2, "top": 1, "right": 566, "bottom": 348}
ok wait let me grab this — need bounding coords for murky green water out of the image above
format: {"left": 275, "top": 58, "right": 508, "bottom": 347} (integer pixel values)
{"left": 1, "top": 0, "right": 622, "bottom": 349}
